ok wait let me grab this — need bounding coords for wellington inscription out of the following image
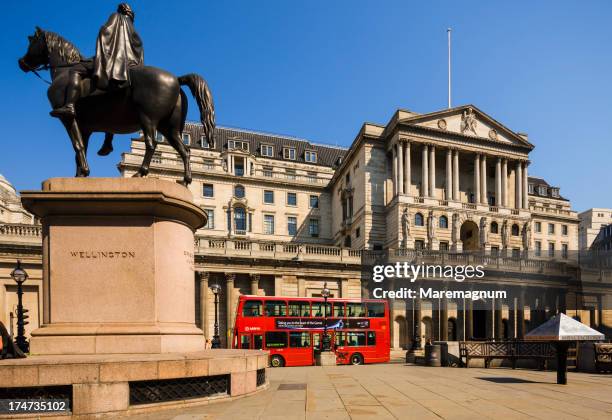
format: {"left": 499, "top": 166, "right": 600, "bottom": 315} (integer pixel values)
{"left": 69, "top": 251, "right": 136, "bottom": 259}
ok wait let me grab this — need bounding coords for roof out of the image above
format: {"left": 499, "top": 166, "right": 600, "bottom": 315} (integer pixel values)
{"left": 528, "top": 176, "right": 568, "bottom": 201}
{"left": 183, "top": 123, "right": 347, "bottom": 168}
{"left": 525, "top": 313, "right": 605, "bottom": 341}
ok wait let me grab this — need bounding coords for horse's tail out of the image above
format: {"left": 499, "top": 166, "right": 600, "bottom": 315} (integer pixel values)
{"left": 178, "top": 73, "right": 215, "bottom": 146}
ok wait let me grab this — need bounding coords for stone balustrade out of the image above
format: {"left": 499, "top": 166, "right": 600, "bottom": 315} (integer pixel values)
{"left": 0, "top": 223, "right": 42, "bottom": 244}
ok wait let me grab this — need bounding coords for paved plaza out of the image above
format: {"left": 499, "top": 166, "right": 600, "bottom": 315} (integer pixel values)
{"left": 132, "top": 361, "right": 612, "bottom": 419}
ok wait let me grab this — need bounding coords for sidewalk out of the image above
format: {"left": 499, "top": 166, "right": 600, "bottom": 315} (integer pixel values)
{"left": 131, "top": 363, "right": 612, "bottom": 419}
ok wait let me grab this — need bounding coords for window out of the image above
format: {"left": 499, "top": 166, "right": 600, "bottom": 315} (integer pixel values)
{"left": 511, "top": 224, "right": 520, "bottom": 236}
{"left": 309, "top": 218, "right": 319, "bottom": 237}
{"left": 551, "top": 188, "right": 560, "bottom": 198}
{"left": 309, "top": 195, "right": 319, "bottom": 208}
{"left": 562, "top": 225, "right": 568, "bottom": 235}
{"left": 234, "top": 185, "right": 245, "bottom": 198}
{"left": 242, "top": 300, "right": 262, "bottom": 317}
{"left": 203, "top": 159, "right": 214, "bottom": 169}
{"left": 287, "top": 192, "right": 297, "bottom": 206}
{"left": 491, "top": 221, "right": 499, "bottom": 234}
{"left": 512, "top": 248, "right": 520, "bottom": 258}
{"left": 307, "top": 172, "right": 317, "bottom": 183}
{"left": 347, "top": 302, "right": 366, "bottom": 317}
{"left": 548, "top": 242, "right": 555, "bottom": 257}
{"left": 535, "top": 222, "right": 541, "bottom": 233}
{"left": 202, "top": 183, "right": 214, "bottom": 197}
{"left": 200, "top": 135, "right": 211, "bottom": 148}
{"left": 234, "top": 158, "right": 244, "bottom": 176}
{"left": 415, "top": 239, "right": 425, "bottom": 250}
{"left": 335, "top": 332, "right": 345, "bottom": 347}
{"left": 182, "top": 133, "right": 190, "bottom": 145}
{"left": 261, "top": 144, "right": 274, "bottom": 157}
{"left": 288, "top": 216, "right": 297, "bottom": 236}
{"left": 285, "top": 169, "right": 296, "bottom": 180}
{"left": 288, "top": 301, "right": 310, "bottom": 317}
{"left": 240, "top": 335, "right": 250, "bottom": 349}
{"left": 264, "top": 190, "right": 274, "bottom": 204}
{"left": 538, "top": 185, "right": 547, "bottom": 196}
{"left": 528, "top": 183, "right": 534, "bottom": 194}
{"left": 263, "top": 214, "right": 275, "bottom": 235}
{"left": 263, "top": 166, "right": 273, "bottom": 177}
{"left": 311, "top": 302, "right": 331, "bottom": 317}
{"left": 439, "top": 215, "right": 448, "bottom": 229}
{"left": 439, "top": 242, "right": 449, "bottom": 251}
{"left": 234, "top": 207, "right": 247, "bottom": 233}
{"left": 283, "top": 147, "right": 296, "bottom": 160}
{"left": 346, "top": 332, "right": 367, "bottom": 346}
{"left": 289, "top": 332, "right": 311, "bottom": 348}
{"left": 535, "top": 241, "right": 542, "bottom": 256}
{"left": 367, "top": 302, "right": 385, "bottom": 317}
{"left": 305, "top": 150, "right": 317, "bottom": 163}
{"left": 548, "top": 223, "right": 555, "bottom": 234}
{"left": 228, "top": 140, "right": 249, "bottom": 151}
{"left": 491, "top": 246, "right": 499, "bottom": 256}
{"left": 367, "top": 331, "right": 376, "bottom": 346}
{"left": 265, "top": 331, "right": 287, "bottom": 349}
{"left": 265, "top": 300, "right": 286, "bottom": 317}
{"left": 345, "top": 173, "right": 351, "bottom": 184}
{"left": 333, "top": 303, "right": 345, "bottom": 317}
{"left": 415, "top": 213, "right": 424, "bottom": 226}
{"left": 203, "top": 209, "right": 214, "bottom": 229}
{"left": 562, "top": 243, "right": 568, "bottom": 259}
{"left": 356, "top": 227, "right": 361, "bottom": 238}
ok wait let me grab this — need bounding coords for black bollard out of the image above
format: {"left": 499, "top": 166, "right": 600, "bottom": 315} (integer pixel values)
{"left": 554, "top": 342, "right": 569, "bottom": 385}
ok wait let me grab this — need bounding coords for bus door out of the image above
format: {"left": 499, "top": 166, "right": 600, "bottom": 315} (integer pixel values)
{"left": 288, "top": 331, "right": 314, "bottom": 366}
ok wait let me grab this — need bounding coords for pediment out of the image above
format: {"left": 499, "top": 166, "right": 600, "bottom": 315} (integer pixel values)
{"left": 399, "top": 105, "right": 533, "bottom": 149}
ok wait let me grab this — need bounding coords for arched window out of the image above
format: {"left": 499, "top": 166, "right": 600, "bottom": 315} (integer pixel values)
{"left": 439, "top": 215, "right": 448, "bottom": 229}
{"left": 234, "top": 207, "right": 246, "bottom": 233}
{"left": 490, "top": 221, "right": 499, "bottom": 234}
{"left": 234, "top": 185, "right": 245, "bottom": 199}
{"left": 447, "top": 317, "right": 457, "bottom": 341}
{"left": 511, "top": 224, "right": 520, "bottom": 236}
{"left": 415, "top": 213, "right": 424, "bottom": 226}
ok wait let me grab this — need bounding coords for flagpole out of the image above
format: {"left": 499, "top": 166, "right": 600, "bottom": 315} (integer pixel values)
{"left": 447, "top": 28, "right": 452, "bottom": 109}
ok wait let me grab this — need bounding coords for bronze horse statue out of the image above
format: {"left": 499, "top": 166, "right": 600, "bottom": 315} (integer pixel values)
{"left": 18, "top": 27, "right": 215, "bottom": 185}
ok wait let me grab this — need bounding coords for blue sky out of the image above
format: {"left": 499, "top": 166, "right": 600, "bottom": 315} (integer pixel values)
{"left": 2, "top": 1, "right": 611, "bottom": 211}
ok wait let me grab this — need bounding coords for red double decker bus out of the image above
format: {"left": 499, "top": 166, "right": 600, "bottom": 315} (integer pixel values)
{"left": 233, "top": 296, "right": 390, "bottom": 367}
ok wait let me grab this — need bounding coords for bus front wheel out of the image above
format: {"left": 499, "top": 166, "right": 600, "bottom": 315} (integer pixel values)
{"left": 350, "top": 353, "right": 364, "bottom": 365}
{"left": 270, "top": 355, "right": 285, "bottom": 368}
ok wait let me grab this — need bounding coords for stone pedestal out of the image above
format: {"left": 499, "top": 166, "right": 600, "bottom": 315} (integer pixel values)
{"left": 21, "top": 178, "right": 207, "bottom": 355}
{"left": 315, "top": 351, "right": 337, "bottom": 366}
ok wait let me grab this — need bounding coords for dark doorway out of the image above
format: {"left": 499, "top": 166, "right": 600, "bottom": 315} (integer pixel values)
{"left": 460, "top": 220, "right": 480, "bottom": 251}
{"left": 472, "top": 300, "right": 487, "bottom": 339}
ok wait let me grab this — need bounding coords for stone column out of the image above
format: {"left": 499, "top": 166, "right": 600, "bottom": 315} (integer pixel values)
{"left": 225, "top": 273, "right": 235, "bottom": 348}
{"left": 422, "top": 145, "right": 429, "bottom": 197}
{"left": 250, "top": 274, "right": 259, "bottom": 295}
{"left": 501, "top": 159, "right": 508, "bottom": 207}
{"left": 199, "top": 272, "right": 209, "bottom": 339}
{"left": 508, "top": 295, "right": 516, "bottom": 339}
{"left": 495, "top": 157, "right": 502, "bottom": 207}
{"left": 480, "top": 154, "right": 487, "bottom": 204}
{"left": 494, "top": 297, "right": 503, "bottom": 340}
{"left": 440, "top": 298, "right": 449, "bottom": 341}
{"left": 414, "top": 298, "right": 422, "bottom": 349}
{"left": 517, "top": 289, "right": 525, "bottom": 338}
{"left": 453, "top": 150, "right": 459, "bottom": 201}
{"left": 486, "top": 300, "right": 494, "bottom": 339}
{"left": 275, "top": 275, "right": 284, "bottom": 296}
{"left": 429, "top": 145, "right": 436, "bottom": 197}
{"left": 515, "top": 161, "right": 522, "bottom": 209}
{"left": 466, "top": 299, "right": 473, "bottom": 340}
{"left": 522, "top": 162, "right": 529, "bottom": 209}
{"left": 404, "top": 141, "right": 411, "bottom": 195}
{"left": 397, "top": 143, "right": 404, "bottom": 195}
{"left": 340, "top": 278, "right": 349, "bottom": 298}
{"left": 445, "top": 149, "right": 453, "bottom": 201}
{"left": 392, "top": 144, "right": 398, "bottom": 197}
{"left": 474, "top": 154, "right": 481, "bottom": 204}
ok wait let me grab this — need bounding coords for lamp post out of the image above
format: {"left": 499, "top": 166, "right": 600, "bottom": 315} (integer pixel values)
{"left": 321, "top": 282, "right": 331, "bottom": 351}
{"left": 210, "top": 283, "right": 221, "bottom": 349}
{"left": 10, "top": 260, "right": 29, "bottom": 353}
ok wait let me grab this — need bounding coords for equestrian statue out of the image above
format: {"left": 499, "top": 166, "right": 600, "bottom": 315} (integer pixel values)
{"left": 18, "top": 3, "right": 215, "bottom": 185}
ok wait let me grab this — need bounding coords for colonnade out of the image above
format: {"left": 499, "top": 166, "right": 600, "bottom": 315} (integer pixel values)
{"left": 391, "top": 140, "right": 529, "bottom": 209}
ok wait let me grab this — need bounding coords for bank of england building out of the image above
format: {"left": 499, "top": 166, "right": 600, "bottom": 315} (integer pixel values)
{"left": 2, "top": 105, "right": 610, "bottom": 348}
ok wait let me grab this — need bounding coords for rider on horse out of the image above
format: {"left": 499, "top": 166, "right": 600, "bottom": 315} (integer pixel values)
{"left": 49, "top": 3, "right": 143, "bottom": 120}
